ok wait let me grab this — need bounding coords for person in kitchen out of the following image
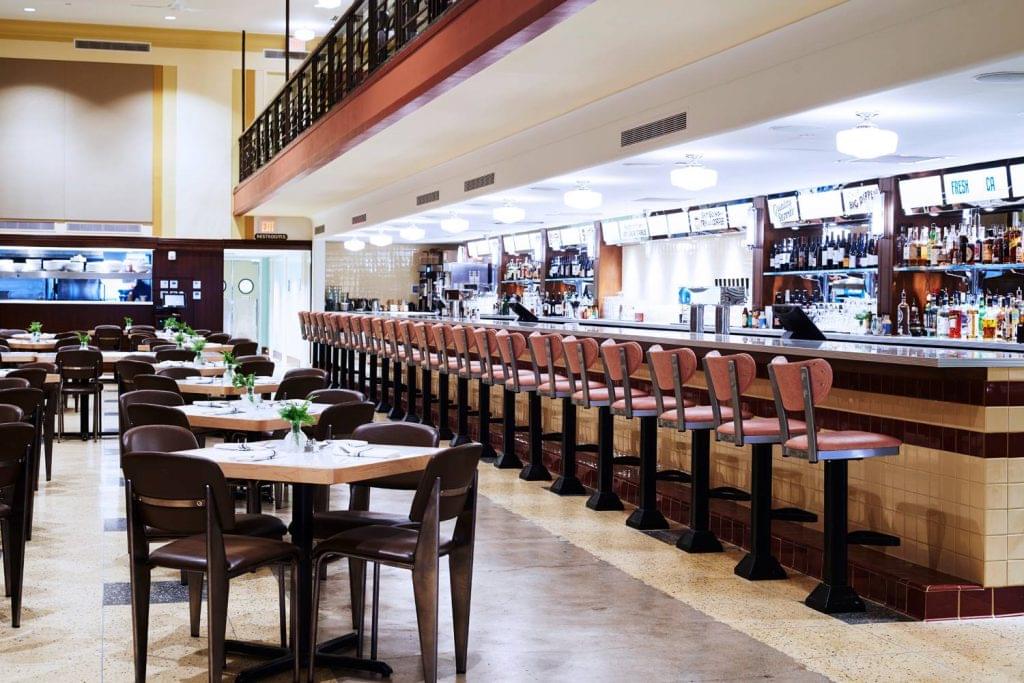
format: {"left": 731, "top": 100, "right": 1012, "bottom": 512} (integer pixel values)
{"left": 128, "top": 278, "right": 151, "bottom": 301}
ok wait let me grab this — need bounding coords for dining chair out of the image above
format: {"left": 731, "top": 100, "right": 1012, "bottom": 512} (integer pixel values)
{"left": 275, "top": 375, "right": 327, "bottom": 401}
{"left": 283, "top": 368, "right": 328, "bottom": 381}
{"left": 307, "top": 388, "right": 365, "bottom": 405}
{"left": 94, "top": 325, "right": 123, "bottom": 351}
{"left": 0, "top": 404, "right": 24, "bottom": 424}
{"left": 56, "top": 349, "right": 103, "bottom": 441}
{"left": 6, "top": 369, "right": 45, "bottom": 390}
{"left": 238, "top": 360, "right": 276, "bottom": 377}
{"left": 133, "top": 374, "right": 181, "bottom": 393}
{"left": 0, "top": 389, "right": 44, "bottom": 540}
{"left": 229, "top": 340, "right": 259, "bottom": 357}
{"left": 0, "top": 422, "right": 35, "bottom": 627}
{"left": 155, "top": 349, "right": 196, "bottom": 363}
{"left": 115, "top": 360, "right": 156, "bottom": 395}
{"left": 156, "top": 367, "right": 201, "bottom": 380}
{"left": 0, "top": 378, "right": 30, "bottom": 391}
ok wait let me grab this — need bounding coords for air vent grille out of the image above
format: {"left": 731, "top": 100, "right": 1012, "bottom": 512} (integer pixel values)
{"left": 314, "top": 225, "right": 326, "bottom": 235}
{"left": 263, "top": 49, "right": 309, "bottom": 61}
{"left": 351, "top": 214, "right": 367, "bottom": 225}
{"left": 464, "top": 172, "right": 495, "bottom": 192}
{"left": 416, "top": 190, "right": 440, "bottom": 206}
{"left": 0, "top": 221, "right": 55, "bottom": 232}
{"left": 67, "top": 222, "right": 146, "bottom": 234}
{"left": 74, "top": 39, "right": 150, "bottom": 52}
{"left": 620, "top": 112, "right": 687, "bottom": 147}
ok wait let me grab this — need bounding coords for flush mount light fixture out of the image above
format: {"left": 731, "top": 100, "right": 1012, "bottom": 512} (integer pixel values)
{"left": 440, "top": 213, "right": 469, "bottom": 234}
{"left": 563, "top": 182, "right": 602, "bottom": 210}
{"left": 164, "top": 15, "right": 176, "bottom": 20}
{"left": 835, "top": 112, "right": 898, "bottom": 160}
{"left": 315, "top": 0, "right": 343, "bottom": 7}
{"left": 670, "top": 154, "right": 718, "bottom": 191}
{"left": 23, "top": 7, "right": 35, "bottom": 12}
{"left": 292, "top": 27, "right": 316, "bottom": 42}
{"left": 343, "top": 237, "right": 365, "bottom": 252}
{"left": 399, "top": 224, "right": 425, "bottom": 241}
{"left": 492, "top": 201, "right": 526, "bottom": 224}
{"left": 368, "top": 230, "right": 393, "bottom": 247}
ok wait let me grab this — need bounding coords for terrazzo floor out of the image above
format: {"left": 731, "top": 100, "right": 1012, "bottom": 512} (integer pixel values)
{"left": 1, "top": 392, "right": 1023, "bottom": 681}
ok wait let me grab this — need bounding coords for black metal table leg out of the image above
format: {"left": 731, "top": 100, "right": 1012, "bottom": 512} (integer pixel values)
{"left": 476, "top": 382, "right": 497, "bottom": 459}
{"left": 734, "top": 443, "right": 786, "bottom": 580}
{"left": 677, "top": 428, "right": 723, "bottom": 553}
{"left": 450, "top": 376, "right": 472, "bottom": 446}
{"left": 806, "top": 460, "right": 863, "bottom": 613}
{"left": 519, "top": 392, "right": 551, "bottom": 481}
{"left": 626, "top": 416, "right": 668, "bottom": 529}
{"left": 404, "top": 365, "right": 421, "bottom": 423}
{"left": 388, "top": 362, "right": 405, "bottom": 420}
{"left": 376, "top": 359, "right": 391, "bottom": 413}
{"left": 551, "top": 398, "right": 586, "bottom": 495}
{"left": 586, "top": 405, "right": 623, "bottom": 510}
{"left": 420, "top": 368, "right": 436, "bottom": 428}
{"left": 437, "top": 373, "right": 454, "bottom": 440}
{"left": 495, "top": 388, "right": 521, "bottom": 469}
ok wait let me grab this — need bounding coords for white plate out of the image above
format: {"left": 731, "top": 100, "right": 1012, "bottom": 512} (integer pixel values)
{"left": 214, "top": 442, "right": 271, "bottom": 451}
{"left": 334, "top": 439, "right": 368, "bottom": 448}
{"left": 194, "top": 400, "right": 229, "bottom": 408}
{"left": 229, "top": 451, "right": 276, "bottom": 462}
{"left": 187, "top": 377, "right": 214, "bottom": 384}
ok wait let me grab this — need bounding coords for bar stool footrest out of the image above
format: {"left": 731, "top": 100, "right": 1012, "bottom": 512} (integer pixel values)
{"left": 613, "top": 455, "right": 641, "bottom": 467}
{"left": 709, "top": 486, "right": 751, "bottom": 502}
{"left": 541, "top": 432, "right": 560, "bottom": 442}
{"left": 847, "top": 530, "right": 900, "bottom": 547}
{"left": 576, "top": 443, "right": 599, "bottom": 453}
{"left": 655, "top": 469, "right": 691, "bottom": 484}
{"left": 772, "top": 507, "right": 818, "bottom": 523}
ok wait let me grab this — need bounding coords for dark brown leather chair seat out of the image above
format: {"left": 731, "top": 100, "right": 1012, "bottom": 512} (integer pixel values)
{"left": 145, "top": 513, "right": 285, "bottom": 541}
{"left": 0, "top": 502, "right": 9, "bottom": 518}
{"left": 315, "top": 524, "right": 454, "bottom": 566}
{"left": 312, "top": 509, "right": 411, "bottom": 539}
{"left": 149, "top": 534, "right": 298, "bottom": 575}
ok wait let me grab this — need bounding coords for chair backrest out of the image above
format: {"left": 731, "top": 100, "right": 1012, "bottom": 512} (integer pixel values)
{"left": 123, "top": 452, "right": 234, "bottom": 535}
{"left": 312, "top": 401, "right": 376, "bottom": 440}
{"left": 768, "top": 357, "right": 833, "bottom": 454}
{"left": 156, "top": 349, "right": 195, "bottom": 362}
{"left": 275, "top": 375, "right": 327, "bottom": 400}
{"left": 0, "top": 377, "right": 30, "bottom": 390}
{"left": 122, "top": 424, "right": 199, "bottom": 455}
{"left": 54, "top": 331, "right": 79, "bottom": 340}
{"left": 646, "top": 345, "right": 698, "bottom": 427}
{"left": 125, "top": 402, "right": 192, "bottom": 431}
{"left": 0, "top": 403, "right": 24, "bottom": 424}
{"left": 238, "top": 359, "right": 275, "bottom": 377}
{"left": 409, "top": 444, "right": 482, "bottom": 523}
{"left": 149, "top": 344, "right": 177, "bottom": 353}
{"left": 307, "top": 388, "right": 364, "bottom": 405}
{"left": 528, "top": 332, "right": 564, "bottom": 396}
{"left": 0, "top": 328, "right": 27, "bottom": 337}
{"left": 0, "top": 423, "right": 35, "bottom": 512}
{"left": 230, "top": 340, "right": 258, "bottom": 356}
{"left": 128, "top": 325, "right": 156, "bottom": 333}
{"left": 156, "top": 366, "right": 200, "bottom": 380}
{"left": 116, "top": 359, "right": 156, "bottom": 393}
{"left": 54, "top": 339, "right": 83, "bottom": 351}
{"left": 352, "top": 420, "right": 440, "bottom": 447}
{"left": 451, "top": 325, "right": 478, "bottom": 375}
{"left": 234, "top": 354, "right": 268, "bottom": 364}
{"left": 94, "top": 325, "right": 122, "bottom": 350}
{"left": 599, "top": 340, "right": 644, "bottom": 415}
{"left": 283, "top": 367, "right": 326, "bottom": 381}
{"left": 206, "top": 332, "right": 230, "bottom": 344}
{"left": 134, "top": 374, "right": 182, "bottom": 393}
{"left": 57, "top": 349, "right": 103, "bottom": 382}
{"left": 562, "top": 336, "right": 600, "bottom": 405}
{"left": 128, "top": 332, "right": 156, "bottom": 350}
{"left": 495, "top": 330, "right": 527, "bottom": 390}
{"left": 703, "top": 351, "right": 757, "bottom": 444}
{"left": 5, "top": 368, "right": 45, "bottom": 389}
{"left": 119, "top": 389, "right": 184, "bottom": 413}
{"left": 20, "top": 361, "right": 57, "bottom": 373}
{"left": 472, "top": 328, "right": 498, "bottom": 381}
{"left": 0, "top": 387, "right": 44, "bottom": 426}
{"left": 193, "top": 329, "right": 211, "bottom": 337}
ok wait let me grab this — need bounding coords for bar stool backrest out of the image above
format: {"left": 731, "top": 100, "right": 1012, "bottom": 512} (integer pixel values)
{"left": 299, "top": 311, "right": 310, "bottom": 340}
{"left": 360, "top": 316, "right": 374, "bottom": 349}
{"left": 495, "top": 330, "right": 527, "bottom": 391}
{"left": 414, "top": 322, "right": 432, "bottom": 366}
{"left": 563, "top": 336, "right": 600, "bottom": 406}
{"left": 528, "top": 332, "right": 563, "bottom": 398}
{"left": 326, "top": 313, "right": 342, "bottom": 347}
{"left": 768, "top": 357, "right": 833, "bottom": 461}
{"left": 600, "top": 340, "right": 643, "bottom": 417}
{"left": 370, "top": 317, "right": 385, "bottom": 354}
{"left": 382, "top": 319, "right": 399, "bottom": 361}
{"left": 472, "top": 328, "right": 499, "bottom": 383}
{"left": 647, "top": 345, "right": 698, "bottom": 429}
{"left": 400, "top": 321, "right": 418, "bottom": 364}
{"left": 703, "top": 351, "right": 756, "bottom": 445}
{"left": 452, "top": 325, "right": 478, "bottom": 377}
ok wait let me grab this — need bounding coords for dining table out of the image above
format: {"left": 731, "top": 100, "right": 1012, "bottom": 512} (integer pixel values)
{"left": 175, "top": 399, "right": 328, "bottom": 431}
{"left": 177, "top": 440, "right": 440, "bottom": 681}
{"left": 138, "top": 341, "right": 234, "bottom": 353}
{"left": 176, "top": 375, "right": 282, "bottom": 396}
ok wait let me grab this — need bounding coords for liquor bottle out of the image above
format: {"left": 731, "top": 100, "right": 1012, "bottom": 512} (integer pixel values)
{"left": 937, "top": 296, "right": 950, "bottom": 337}
{"left": 897, "top": 289, "right": 910, "bottom": 336}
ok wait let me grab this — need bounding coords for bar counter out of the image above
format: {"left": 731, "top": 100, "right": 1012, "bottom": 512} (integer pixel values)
{"left": 340, "top": 312, "right": 1024, "bottom": 618}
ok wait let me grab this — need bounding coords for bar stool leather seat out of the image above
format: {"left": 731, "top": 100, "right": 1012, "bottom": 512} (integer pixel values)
{"left": 784, "top": 430, "right": 900, "bottom": 453}
{"left": 612, "top": 394, "right": 693, "bottom": 415}
{"left": 506, "top": 371, "right": 561, "bottom": 389}
{"left": 149, "top": 534, "right": 298, "bottom": 574}
{"left": 537, "top": 377, "right": 597, "bottom": 396}
{"left": 580, "top": 385, "right": 643, "bottom": 405}
{"left": 660, "top": 403, "right": 752, "bottom": 428}
{"left": 718, "top": 416, "right": 807, "bottom": 440}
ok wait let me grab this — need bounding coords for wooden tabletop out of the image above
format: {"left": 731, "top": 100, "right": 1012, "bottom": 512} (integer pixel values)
{"left": 7, "top": 338, "right": 58, "bottom": 350}
{"left": 138, "top": 342, "right": 233, "bottom": 353}
{"left": 155, "top": 361, "right": 227, "bottom": 377}
{"left": 176, "top": 376, "right": 281, "bottom": 396}
{"left": 0, "top": 352, "right": 40, "bottom": 364}
{"left": 175, "top": 400, "right": 328, "bottom": 431}
{"left": 0, "top": 369, "right": 60, "bottom": 385}
{"left": 178, "top": 442, "right": 439, "bottom": 485}
{"left": 10, "top": 333, "right": 56, "bottom": 340}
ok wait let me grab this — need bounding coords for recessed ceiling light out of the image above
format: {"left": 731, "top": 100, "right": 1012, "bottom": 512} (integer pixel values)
{"left": 165, "top": 15, "right": 176, "bottom": 20}
{"left": 315, "top": 0, "right": 343, "bottom": 7}
{"left": 974, "top": 71, "right": 1024, "bottom": 84}
{"left": 292, "top": 28, "right": 316, "bottom": 42}
{"left": 23, "top": 6, "right": 36, "bottom": 11}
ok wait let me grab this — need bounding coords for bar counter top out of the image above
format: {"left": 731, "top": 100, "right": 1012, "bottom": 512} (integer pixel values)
{"left": 388, "top": 313, "right": 1024, "bottom": 368}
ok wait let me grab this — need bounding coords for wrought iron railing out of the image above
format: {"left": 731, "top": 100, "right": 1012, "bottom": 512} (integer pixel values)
{"left": 239, "top": 0, "right": 459, "bottom": 181}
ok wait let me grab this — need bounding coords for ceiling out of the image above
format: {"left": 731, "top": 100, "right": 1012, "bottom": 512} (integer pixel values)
{"left": 331, "top": 55, "right": 1024, "bottom": 244}
{"left": 0, "top": 0, "right": 351, "bottom": 36}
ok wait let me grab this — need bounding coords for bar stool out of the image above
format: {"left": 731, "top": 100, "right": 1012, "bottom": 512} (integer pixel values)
{"left": 451, "top": 325, "right": 497, "bottom": 459}
{"left": 398, "top": 320, "right": 421, "bottom": 423}
{"left": 530, "top": 333, "right": 591, "bottom": 496}
{"left": 430, "top": 323, "right": 456, "bottom": 441}
{"left": 414, "top": 322, "right": 439, "bottom": 429}
{"left": 601, "top": 341, "right": 690, "bottom": 530}
{"left": 357, "top": 315, "right": 373, "bottom": 396}
{"left": 769, "top": 358, "right": 901, "bottom": 613}
{"left": 486, "top": 329, "right": 528, "bottom": 469}
{"left": 449, "top": 325, "right": 479, "bottom": 447}
{"left": 371, "top": 317, "right": 390, "bottom": 413}
{"left": 361, "top": 316, "right": 380, "bottom": 405}
{"left": 381, "top": 319, "right": 405, "bottom": 420}
{"left": 328, "top": 313, "right": 344, "bottom": 389}
{"left": 318, "top": 312, "right": 333, "bottom": 379}
{"left": 309, "top": 311, "right": 325, "bottom": 372}
{"left": 563, "top": 336, "right": 621, "bottom": 510}
{"left": 299, "top": 311, "right": 311, "bottom": 352}
{"left": 495, "top": 331, "right": 552, "bottom": 481}
{"left": 471, "top": 328, "right": 505, "bottom": 461}
{"left": 346, "top": 315, "right": 362, "bottom": 390}
{"left": 708, "top": 353, "right": 808, "bottom": 581}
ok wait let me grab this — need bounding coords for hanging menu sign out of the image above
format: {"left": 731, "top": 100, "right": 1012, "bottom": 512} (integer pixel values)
{"left": 898, "top": 175, "right": 943, "bottom": 210}
{"left": 646, "top": 213, "right": 669, "bottom": 237}
{"left": 529, "top": 232, "right": 544, "bottom": 257}
{"left": 561, "top": 225, "right": 582, "bottom": 246}
{"left": 512, "top": 233, "right": 531, "bottom": 252}
{"left": 690, "top": 205, "right": 728, "bottom": 232}
{"left": 502, "top": 235, "right": 515, "bottom": 252}
{"left": 666, "top": 210, "right": 689, "bottom": 235}
{"left": 601, "top": 220, "right": 621, "bottom": 244}
{"left": 617, "top": 217, "right": 649, "bottom": 243}
{"left": 547, "top": 229, "right": 563, "bottom": 250}
{"left": 726, "top": 202, "right": 754, "bottom": 228}
{"left": 1012, "top": 164, "right": 1024, "bottom": 199}
{"left": 841, "top": 184, "right": 880, "bottom": 215}
{"left": 797, "top": 189, "right": 844, "bottom": 220}
{"left": 943, "top": 166, "right": 1010, "bottom": 203}
{"left": 767, "top": 196, "right": 799, "bottom": 226}
{"left": 578, "top": 223, "right": 596, "bottom": 250}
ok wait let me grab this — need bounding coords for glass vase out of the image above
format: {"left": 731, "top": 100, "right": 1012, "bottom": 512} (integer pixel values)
{"left": 194, "top": 352, "right": 205, "bottom": 367}
{"left": 285, "top": 423, "right": 308, "bottom": 452}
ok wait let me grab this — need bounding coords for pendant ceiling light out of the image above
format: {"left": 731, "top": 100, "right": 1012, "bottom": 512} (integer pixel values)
{"left": 835, "top": 112, "right": 898, "bottom": 159}
{"left": 343, "top": 237, "right": 365, "bottom": 252}
{"left": 368, "top": 230, "right": 393, "bottom": 247}
{"left": 399, "top": 224, "right": 425, "bottom": 241}
{"left": 563, "top": 182, "right": 602, "bottom": 210}
{"left": 670, "top": 154, "right": 718, "bottom": 191}
{"left": 493, "top": 201, "right": 526, "bottom": 224}
{"left": 440, "top": 213, "right": 469, "bottom": 234}
{"left": 292, "top": 27, "right": 316, "bottom": 42}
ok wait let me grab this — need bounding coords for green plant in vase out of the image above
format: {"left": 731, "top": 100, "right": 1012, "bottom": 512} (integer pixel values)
{"left": 163, "top": 317, "right": 179, "bottom": 332}
{"left": 28, "top": 321, "right": 42, "bottom": 342}
{"left": 221, "top": 350, "right": 237, "bottom": 383}
{"left": 278, "top": 401, "right": 314, "bottom": 451}
{"left": 174, "top": 331, "right": 186, "bottom": 349}
{"left": 76, "top": 331, "right": 91, "bottom": 349}
{"left": 191, "top": 337, "right": 207, "bottom": 366}
{"left": 123, "top": 316, "right": 133, "bottom": 330}
{"left": 232, "top": 372, "right": 258, "bottom": 407}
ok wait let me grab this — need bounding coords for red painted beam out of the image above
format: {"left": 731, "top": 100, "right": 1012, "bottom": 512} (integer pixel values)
{"left": 232, "top": 0, "right": 596, "bottom": 216}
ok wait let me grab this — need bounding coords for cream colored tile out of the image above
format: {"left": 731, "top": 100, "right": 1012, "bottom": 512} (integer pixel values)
{"left": 1009, "top": 458, "right": 1024, "bottom": 483}
{"left": 985, "top": 561, "right": 1008, "bottom": 587}
{"left": 985, "top": 535, "right": 1008, "bottom": 561}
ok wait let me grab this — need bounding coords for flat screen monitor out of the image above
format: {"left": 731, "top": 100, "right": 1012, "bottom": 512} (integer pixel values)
{"left": 602, "top": 220, "right": 621, "bottom": 244}
{"left": 899, "top": 175, "right": 943, "bottom": 210}
{"left": 776, "top": 304, "right": 826, "bottom": 341}
{"left": 163, "top": 292, "right": 185, "bottom": 308}
{"left": 510, "top": 301, "right": 538, "bottom": 323}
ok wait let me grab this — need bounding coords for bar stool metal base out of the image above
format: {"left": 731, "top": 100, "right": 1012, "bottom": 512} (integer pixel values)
{"left": 388, "top": 361, "right": 405, "bottom": 421}
{"left": 805, "top": 582, "right": 865, "bottom": 614}
{"left": 436, "top": 372, "right": 455, "bottom": 440}
{"left": 586, "top": 405, "right": 623, "bottom": 510}
{"left": 418, "top": 368, "right": 435, "bottom": 429}
{"left": 403, "top": 366, "right": 421, "bottom": 423}
{"left": 586, "top": 491, "right": 624, "bottom": 511}
{"left": 375, "top": 361, "right": 392, "bottom": 414}
{"left": 676, "top": 528, "right": 724, "bottom": 554}
{"left": 625, "top": 415, "right": 668, "bottom": 530}
{"left": 734, "top": 442, "right": 786, "bottom": 581}
{"left": 519, "top": 392, "right": 551, "bottom": 481}
{"left": 676, "top": 428, "right": 724, "bottom": 553}
{"left": 495, "top": 389, "right": 522, "bottom": 469}
{"left": 450, "top": 376, "right": 472, "bottom": 446}
{"left": 733, "top": 550, "right": 787, "bottom": 581}
{"left": 550, "top": 397, "right": 586, "bottom": 496}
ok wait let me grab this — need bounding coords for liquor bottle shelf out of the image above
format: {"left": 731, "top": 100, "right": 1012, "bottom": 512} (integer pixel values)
{"left": 545, "top": 276, "right": 594, "bottom": 282}
{"left": 893, "top": 263, "right": 1024, "bottom": 273}
{"left": 500, "top": 279, "right": 538, "bottom": 285}
{"left": 763, "top": 267, "right": 878, "bottom": 277}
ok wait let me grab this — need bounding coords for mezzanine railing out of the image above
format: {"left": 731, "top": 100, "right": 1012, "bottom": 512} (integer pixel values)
{"left": 239, "top": 0, "right": 458, "bottom": 181}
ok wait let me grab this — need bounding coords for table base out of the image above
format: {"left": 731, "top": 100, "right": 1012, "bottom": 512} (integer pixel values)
{"left": 230, "top": 632, "right": 392, "bottom": 681}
